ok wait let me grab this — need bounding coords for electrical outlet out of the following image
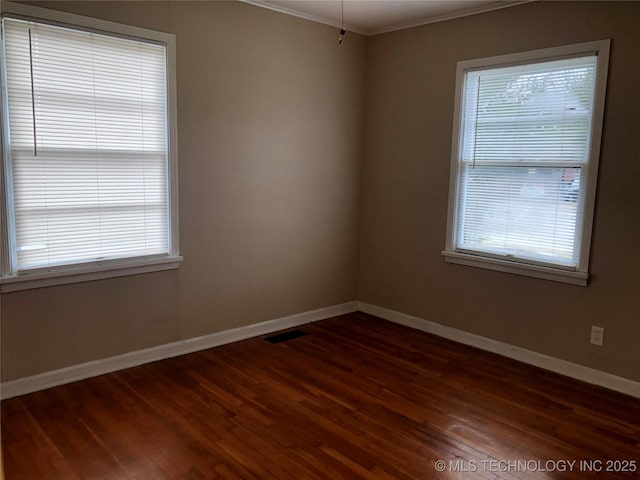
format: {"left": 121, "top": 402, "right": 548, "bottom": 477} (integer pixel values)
{"left": 590, "top": 326, "right": 604, "bottom": 346}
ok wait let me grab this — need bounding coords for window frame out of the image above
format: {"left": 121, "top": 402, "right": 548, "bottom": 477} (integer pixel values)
{"left": 0, "top": 1, "right": 181, "bottom": 293}
{"left": 442, "top": 40, "right": 610, "bottom": 286}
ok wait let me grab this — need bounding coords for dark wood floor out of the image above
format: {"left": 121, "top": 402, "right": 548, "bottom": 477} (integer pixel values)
{"left": 2, "top": 312, "right": 639, "bottom": 479}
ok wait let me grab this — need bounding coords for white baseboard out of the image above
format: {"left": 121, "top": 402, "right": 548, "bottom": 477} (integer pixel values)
{"left": 357, "top": 301, "right": 640, "bottom": 399}
{"left": 0, "top": 301, "right": 358, "bottom": 400}
{"left": 5, "top": 300, "right": 638, "bottom": 400}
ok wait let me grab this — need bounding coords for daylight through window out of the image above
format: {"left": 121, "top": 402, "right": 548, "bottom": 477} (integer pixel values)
{"left": 444, "top": 41, "right": 609, "bottom": 285}
{"left": 1, "top": 16, "right": 178, "bottom": 279}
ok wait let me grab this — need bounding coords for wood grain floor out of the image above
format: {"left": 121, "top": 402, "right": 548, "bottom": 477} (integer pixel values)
{"left": 2, "top": 312, "right": 639, "bottom": 479}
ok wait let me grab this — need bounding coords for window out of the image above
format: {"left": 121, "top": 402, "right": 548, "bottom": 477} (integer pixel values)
{"left": 443, "top": 41, "right": 610, "bottom": 286}
{"left": 0, "top": 3, "right": 180, "bottom": 292}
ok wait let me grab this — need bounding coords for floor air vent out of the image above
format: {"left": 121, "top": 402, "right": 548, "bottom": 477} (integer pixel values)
{"left": 264, "top": 330, "right": 307, "bottom": 344}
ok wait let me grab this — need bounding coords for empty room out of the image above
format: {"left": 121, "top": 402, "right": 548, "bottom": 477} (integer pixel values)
{"left": 0, "top": 0, "right": 638, "bottom": 478}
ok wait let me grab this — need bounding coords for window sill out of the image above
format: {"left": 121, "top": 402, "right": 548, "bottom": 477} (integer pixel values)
{"left": 0, "top": 256, "right": 183, "bottom": 293}
{"left": 441, "top": 250, "right": 588, "bottom": 286}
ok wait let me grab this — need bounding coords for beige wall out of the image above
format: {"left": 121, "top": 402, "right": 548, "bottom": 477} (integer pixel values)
{"left": 2, "top": 1, "right": 639, "bottom": 385}
{"left": 0, "top": 1, "right": 365, "bottom": 381}
{"left": 359, "top": 1, "right": 640, "bottom": 382}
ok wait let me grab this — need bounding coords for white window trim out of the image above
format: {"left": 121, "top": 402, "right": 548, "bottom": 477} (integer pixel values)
{"left": 0, "top": 1, "right": 181, "bottom": 292}
{"left": 443, "top": 40, "right": 610, "bottom": 287}
{"left": 0, "top": 256, "right": 183, "bottom": 293}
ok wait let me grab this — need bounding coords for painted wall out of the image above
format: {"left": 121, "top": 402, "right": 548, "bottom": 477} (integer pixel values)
{"left": 0, "top": 1, "right": 365, "bottom": 381}
{"left": 2, "top": 1, "right": 639, "bottom": 386}
{"left": 359, "top": 1, "right": 640, "bottom": 382}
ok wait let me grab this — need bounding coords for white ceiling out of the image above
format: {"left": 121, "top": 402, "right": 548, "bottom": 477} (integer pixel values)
{"left": 240, "top": 0, "right": 530, "bottom": 35}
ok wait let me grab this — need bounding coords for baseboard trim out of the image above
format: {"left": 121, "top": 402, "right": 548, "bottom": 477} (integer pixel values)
{"left": 5, "top": 300, "right": 637, "bottom": 400}
{"left": 1, "top": 301, "right": 358, "bottom": 400}
{"left": 356, "top": 301, "right": 640, "bottom": 399}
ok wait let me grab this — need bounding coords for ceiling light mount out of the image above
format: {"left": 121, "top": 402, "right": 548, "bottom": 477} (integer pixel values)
{"left": 338, "top": 0, "right": 346, "bottom": 45}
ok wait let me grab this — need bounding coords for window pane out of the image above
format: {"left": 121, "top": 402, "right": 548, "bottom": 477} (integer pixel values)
{"left": 462, "top": 56, "right": 597, "bottom": 164}
{"left": 457, "top": 165, "right": 582, "bottom": 266}
{"left": 3, "top": 18, "right": 169, "bottom": 271}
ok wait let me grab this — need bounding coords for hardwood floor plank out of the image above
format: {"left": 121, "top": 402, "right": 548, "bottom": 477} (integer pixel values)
{"left": 2, "top": 312, "right": 639, "bottom": 479}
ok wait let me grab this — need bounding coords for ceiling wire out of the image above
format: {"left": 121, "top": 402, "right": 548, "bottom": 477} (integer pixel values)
{"left": 339, "top": 0, "right": 346, "bottom": 45}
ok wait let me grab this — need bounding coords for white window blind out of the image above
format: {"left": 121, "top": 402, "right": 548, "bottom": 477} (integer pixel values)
{"left": 2, "top": 18, "right": 169, "bottom": 272}
{"left": 455, "top": 55, "right": 597, "bottom": 268}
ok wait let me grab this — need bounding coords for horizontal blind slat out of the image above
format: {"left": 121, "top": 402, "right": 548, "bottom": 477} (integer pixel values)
{"left": 456, "top": 55, "right": 597, "bottom": 268}
{"left": 3, "top": 17, "right": 170, "bottom": 271}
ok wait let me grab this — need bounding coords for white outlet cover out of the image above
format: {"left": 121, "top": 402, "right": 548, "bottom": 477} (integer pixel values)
{"left": 590, "top": 326, "right": 604, "bottom": 346}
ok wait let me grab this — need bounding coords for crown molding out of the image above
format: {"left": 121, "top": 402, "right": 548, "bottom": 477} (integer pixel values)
{"left": 369, "top": 1, "right": 533, "bottom": 35}
{"left": 238, "top": 0, "right": 534, "bottom": 37}
{"left": 238, "top": 0, "right": 367, "bottom": 35}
